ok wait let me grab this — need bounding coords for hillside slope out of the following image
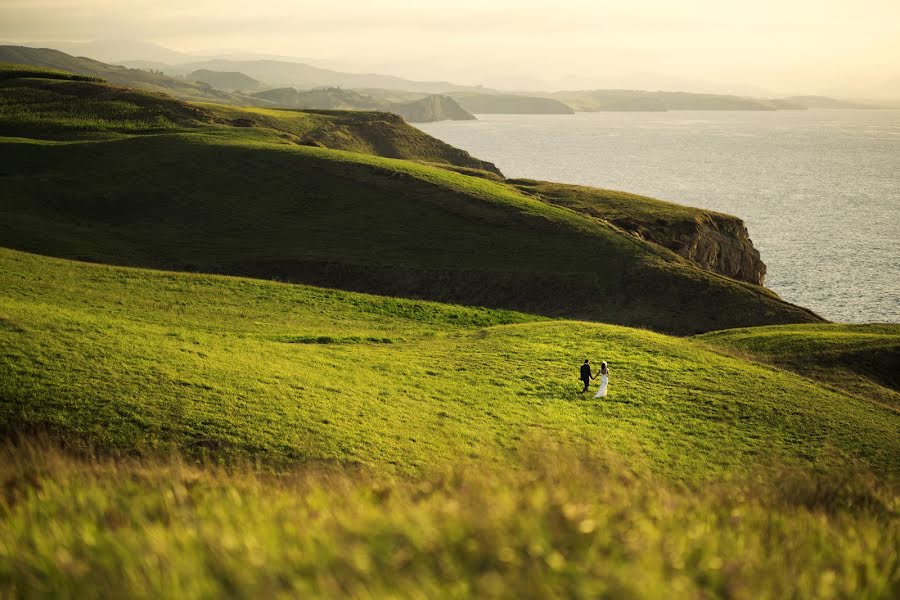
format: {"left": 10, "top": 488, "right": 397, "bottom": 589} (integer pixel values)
{"left": 250, "top": 87, "right": 476, "bottom": 123}
{"left": 698, "top": 324, "right": 900, "bottom": 409}
{"left": 449, "top": 93, "right": 575, "bottom": 114}
{"left": 0, "top": 72, "right": 821, "bottom": 334}
{"left": 0, "top": 72, "right": 497, "bottom": 172}
{"left": 511, "top": 180, "right": 767, "bottom": 285}
{"left": 389, "top": 94, "right": 475, "bottom": 122}
{"left": 1, "top": 250, "right": 896, "bottom": 597}
{"left": 0, "top": 45, "right": 245, "bottom": 104}
{"left": 186, "top": 69, "right": 262, "bottom": 92}
{"left": 0, "top": 249, "right": 894, "bottom": 477}
{"left": 163, "top": 58, "right": 488, "bottom": 94}
{"left": 552, "top": 90, "right": 805, "bottom": 112}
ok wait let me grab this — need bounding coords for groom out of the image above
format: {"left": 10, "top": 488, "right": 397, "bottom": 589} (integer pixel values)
{"left": 580, "top": 359, "right": 594, "bottom": 393}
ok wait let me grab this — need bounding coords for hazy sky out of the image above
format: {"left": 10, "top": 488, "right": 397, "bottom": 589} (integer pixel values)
{"left": 3, "top": 0, "right": 900, "bottom": 97}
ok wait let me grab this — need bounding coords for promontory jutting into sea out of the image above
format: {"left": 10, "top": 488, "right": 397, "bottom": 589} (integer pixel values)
{"left": 419, "top": 109, "right": 900, "bottom": 324}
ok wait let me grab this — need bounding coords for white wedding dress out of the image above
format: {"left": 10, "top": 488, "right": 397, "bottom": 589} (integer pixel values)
{"left": 594, "top": 373, "right": 608, "bottom": 398}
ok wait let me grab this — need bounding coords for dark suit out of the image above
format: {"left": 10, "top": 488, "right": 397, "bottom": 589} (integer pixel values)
{"left": 580, "top": 363, "right": 592, "bottom": 392}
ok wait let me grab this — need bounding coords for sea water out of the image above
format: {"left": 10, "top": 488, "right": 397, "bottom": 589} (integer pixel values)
{"left": 418, "top": 110, "right": 900, "bottom": 323}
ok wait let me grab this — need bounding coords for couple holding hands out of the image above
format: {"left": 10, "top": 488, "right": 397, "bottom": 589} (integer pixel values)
{"left": 580, "top": 359, "right": 609, "bottom": 398}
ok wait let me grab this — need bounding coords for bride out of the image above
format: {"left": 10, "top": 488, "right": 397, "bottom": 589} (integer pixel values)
{"left": 594, "top": 362, "right": 609, "bottom": 398}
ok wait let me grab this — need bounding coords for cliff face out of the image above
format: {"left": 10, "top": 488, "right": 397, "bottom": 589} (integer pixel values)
{"left": 610, "top": 213, "right": 767, "bottom": 286}
{"left": 388, "top": 95, "right": 475, "bottom": 123}
{"left": 509, "top": 180, "right": 767, "bottom": 286}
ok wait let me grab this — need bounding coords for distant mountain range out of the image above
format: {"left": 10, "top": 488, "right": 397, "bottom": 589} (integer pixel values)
{"left": 156, "top": 58, "right": 488, "bottom": 95}
{"left": 1, "top": 45, "right": 892, "bottom": 120}
{"left": 186, "top": 69, "right": 263, "bottom": 93}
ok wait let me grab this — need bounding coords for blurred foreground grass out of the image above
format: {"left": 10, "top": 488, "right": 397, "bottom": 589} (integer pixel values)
{"left": 1, "top": 439, "right": 897, "bottom": 599}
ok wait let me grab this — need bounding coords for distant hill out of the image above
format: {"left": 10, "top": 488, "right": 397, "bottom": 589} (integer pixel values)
{"left": 390, "top": 95, "right": 475, "bottom": 122}
{"left": 0, "top": 69, "right": 821, "bottom": 334}
{"left": 251, "top": 87, "right": 475, "bottom": 123}
{"left": 449, "top": 93, "right": 574, "bottom": 114}
{"left": 0, "top": 70, "right": 496, "bottom": 172}
{"left": 782, "top": 95, "right": 883, "bottom": 109}
{"left": 252, "top": 87, "right": 382, "bottom": 110}
{"left": 186, "top": 69, "right": 262, "bottom": 92}
{"left": 16, "top": 39, "right": 198, "bottom": 64}
{"left": 166, "top": 58, "right": 485, "bottom": 94}
{"left": 655, "top": 91, "right": 792, "bottom": 111}
{"left": 0, "top": 45, "right": 243, "bottom": 104}
{"left": 0, "top": 46, "right": 472, "bottom": 122}
{"left": 552, "top": 90, "right": 800, "bottom": 111}
{"left": 555, "top": 90, "right": 888, "bottom": 112}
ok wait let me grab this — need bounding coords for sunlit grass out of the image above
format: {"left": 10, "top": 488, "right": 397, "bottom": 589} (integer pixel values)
{"left": 2, "top": 249, "right": 896, "bottom": 479}
{"left": 699, "top": 324, "right": 900, "bottom": 409}
{"left": 1, "top": 440, "right": 897, "bottom": 599}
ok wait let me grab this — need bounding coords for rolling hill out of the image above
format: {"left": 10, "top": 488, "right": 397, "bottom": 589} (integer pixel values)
{"left": 698, "top": 324, "right": 900, "bottom": 409}
{"left": 0, "top": 45, "right": 245, "bottom": 104}
{"left": 448, "top": 93, "right": 575, "bottom": 114}
{"left": 186, "top": 69, "right": 263, "bottom": 92}
{"left": 1, "top": 66, "right": 897, "bottom": 599}
{"left": 250, "top": 86, "right": 476, "bottom": 123}
{"left": 0, "top": 69, "right": 820, "bottom": 334}
{"left": 0, "top": 248, "right": 895, "bottom": 476}
{"left": 0, "top": 248, "right": 896, "bottom": 597}
{"left": 0, "top": 47, "right": 473, "bottom": 122}
{"left": 782, "top": 95, "right": 884, "bottom": 109}
{"left": 510, "top": 180, "right": 768, "bottom": 285}
{"left": 551, "top": 90, "right": 806, "bottom": 112}
{"left": 163, "top": 58, "right": 486, "bottom": 94}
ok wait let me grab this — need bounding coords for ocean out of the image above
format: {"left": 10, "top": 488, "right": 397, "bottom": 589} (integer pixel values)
{"left": 418, "top": 110, "right": 900, "bottom": 324}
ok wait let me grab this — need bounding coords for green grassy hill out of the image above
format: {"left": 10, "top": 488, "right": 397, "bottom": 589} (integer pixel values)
{"left": 510, "top": 179, "right": 768, "bottom": 285}
{"left": 1, "top": 63, "right": 897, "bottom": 600}
{"left": 0, "top": 71, "right": 819, "bottom": 334}
{"left": 252, "top": 86, "right": 379, "bottom": 110}
{"left": 1, "top": 249, "right": 895, "bottom": 477}
{"left": 0, "top": 71, "right": 497, "bottom": 170}
{"left": 0, "top": 249, "right": 897, "bottom": 597}
{"left": 0, "top": 46, "right": 246, "bottom": 104}
{"left": 698, "top": 324, "right": 900, "bottom": 409}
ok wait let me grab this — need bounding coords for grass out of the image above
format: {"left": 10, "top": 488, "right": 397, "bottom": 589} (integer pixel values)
{"left": 698, "top": 324, "right": 900, "bottom": 409}
{"left": 1, "top": 440, "right": 897, "bottom": 599}
{"left": 1, "top": 65, "right": 897, "bottom": 599}
{"left": 509, "top": 179, "right": 767, "bottom": 285}
{"left": 1, "top": 250, "right": 898, "bottom": 598}
{"left": 0, "top": 47, "right": 243, "bottom": 105}
{"left": 0, "top": 63, "right": 102, "bottom": 82}
{"left": 1, "top": 249, "right": 896, "bottom": 479}
{"left": 0, "top": 73, "right": 821, "bottom": 334}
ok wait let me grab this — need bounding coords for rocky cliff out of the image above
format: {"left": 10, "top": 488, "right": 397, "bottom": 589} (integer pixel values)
{"left": 388, "top": 95, "right": 475, "bottom": 123}
{"left": 509, "top": 179, "right": 767, "bottom": 286}
{"left": 615, "top": 212, "right": 767, "bottom": 286}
